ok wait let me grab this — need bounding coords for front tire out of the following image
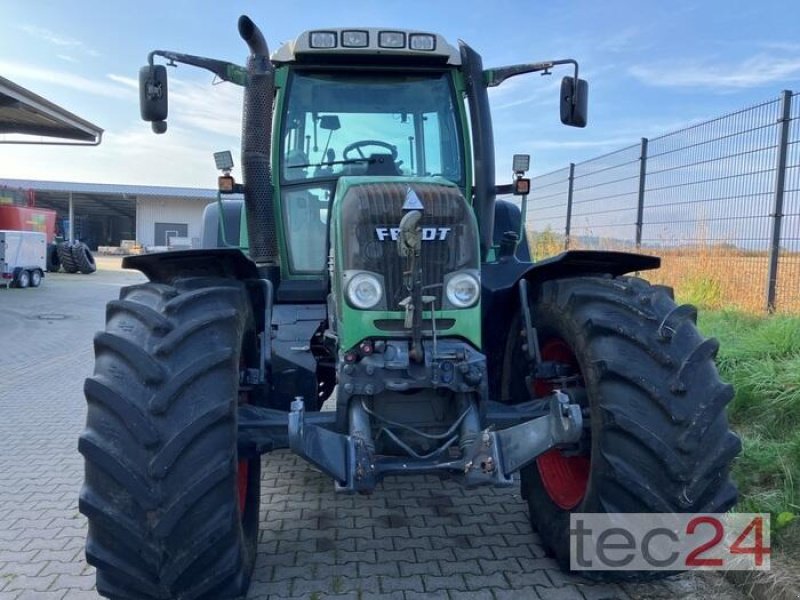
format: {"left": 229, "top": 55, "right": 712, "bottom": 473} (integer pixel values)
{"left": 504, "top": 276, "right": 740, "bottom": 580}
{"left": 80, "top": 277, "right": 261, "bottom": 599}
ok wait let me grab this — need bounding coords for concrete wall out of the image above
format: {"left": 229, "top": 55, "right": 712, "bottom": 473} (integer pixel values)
{"left": 135, "top": 196, "right": 213, "bottom": 248}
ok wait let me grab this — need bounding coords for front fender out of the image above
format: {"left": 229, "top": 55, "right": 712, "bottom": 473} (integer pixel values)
{"left": 481, "top": 250, "right": 660, "bottom": 399}
{"left": 123, "top": 248, "right": 259, "bottom": 284}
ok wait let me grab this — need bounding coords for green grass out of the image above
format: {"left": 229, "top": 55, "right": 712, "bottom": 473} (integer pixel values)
{"left": 697, "top": 309, "right": 800, "bottom": 544}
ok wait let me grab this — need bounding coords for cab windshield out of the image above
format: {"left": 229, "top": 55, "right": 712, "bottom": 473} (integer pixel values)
{"left": 279, "top": 70, "right": 464, "bottom": 274}
{"left": 281, "top": 71, "right": 464, "bottom": 184}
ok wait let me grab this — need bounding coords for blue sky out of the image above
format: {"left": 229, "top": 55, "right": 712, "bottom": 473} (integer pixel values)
{"left": 1, "top": 0, "right": 799, "bottom": 188}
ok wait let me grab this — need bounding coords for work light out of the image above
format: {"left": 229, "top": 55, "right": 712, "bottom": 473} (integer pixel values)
{"left": 409, "top": 34, "right": 436, "bottom": 51}
{"left": 213, "top": 150, "right": 234, "bottom": 172}
{"left": 378, "top": 31, "right": 406, "bottom": 48}
{"left": 341, "top": 30, "right": 368, "bottom": 48}
{"left": 513, "top": 154, "right": 530, "bottom": 174}
{"left": 309, "top": 31, "right": 337, "bottom": 48}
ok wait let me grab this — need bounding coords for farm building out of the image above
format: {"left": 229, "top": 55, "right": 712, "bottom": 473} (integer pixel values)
{"left": 1, "top": 76, "right": 230, "bottom": 252}
{"left": 0, "top": 178, "right": 236, "bottom": 251}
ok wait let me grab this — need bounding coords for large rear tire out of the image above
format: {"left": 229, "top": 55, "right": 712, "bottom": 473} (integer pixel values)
{"left": 503, "top": 276, "right": 740, "bottom": 580}
{"left": 58, "top": 242, "right": 79, "bottom": 273}
{"left": 80, "top": 277, "right": 261, "bottom": 599}
{"left": 73, "top": 242, "right": 97, "bottom": 274}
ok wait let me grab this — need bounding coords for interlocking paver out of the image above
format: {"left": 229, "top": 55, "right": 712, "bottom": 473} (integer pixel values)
{"left": 422, "top": 574, "right": 468, "bottom": 592}
{"left": 0, "top": 258, "right": 749, "bottom": 600}
{"left": 380, "top": 574, "right": 425, "bottom": 593}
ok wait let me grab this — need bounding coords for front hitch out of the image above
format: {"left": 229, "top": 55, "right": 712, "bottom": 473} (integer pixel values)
{"left": 280, "top": 389, "right": 583, "bottom": 493}
{"left": 465, "top": 391, "right": 583, "bottom": 484}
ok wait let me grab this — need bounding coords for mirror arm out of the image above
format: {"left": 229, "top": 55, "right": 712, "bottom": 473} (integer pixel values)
{"left": 485, "top": 59, "right": 579, "bottom": 94}
{"left": 148, "top": 50, "right": 247, "bottom": 86}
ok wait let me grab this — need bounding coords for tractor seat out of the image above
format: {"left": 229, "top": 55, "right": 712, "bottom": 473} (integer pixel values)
{"left": 365, "top": 153, "right": 400, "bottom": 176}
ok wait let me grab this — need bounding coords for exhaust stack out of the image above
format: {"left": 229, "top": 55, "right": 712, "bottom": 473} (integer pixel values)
{"left": 238, "top": 15, "right": 278, "bottom": 266}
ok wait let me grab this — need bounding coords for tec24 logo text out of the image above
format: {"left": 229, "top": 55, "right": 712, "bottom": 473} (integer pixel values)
{"left": 570, "top": 513, "right": 770, "bottom": 571}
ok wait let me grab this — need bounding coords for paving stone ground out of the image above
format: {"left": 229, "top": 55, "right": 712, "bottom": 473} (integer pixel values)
{"left": 0, "top": 258, "right": 746, "bottom": 599}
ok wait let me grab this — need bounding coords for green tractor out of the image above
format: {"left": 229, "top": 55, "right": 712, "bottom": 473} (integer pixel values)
{"left": 80, "top": 15, "right": 740, "bottom": 599}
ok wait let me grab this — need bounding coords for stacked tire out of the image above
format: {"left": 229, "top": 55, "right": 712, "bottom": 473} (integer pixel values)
{"left": 54, "top": 242, "right": 96, "bottom": 274}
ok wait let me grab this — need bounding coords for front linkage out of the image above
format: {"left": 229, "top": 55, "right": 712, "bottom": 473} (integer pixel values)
{"left": 239, "top": 337, "right": 583, "bottom": 494}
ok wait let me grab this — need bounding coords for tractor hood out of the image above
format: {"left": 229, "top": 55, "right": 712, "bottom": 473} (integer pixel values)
{"left": 331, "top": 176, "right": 481, "bottom": 351}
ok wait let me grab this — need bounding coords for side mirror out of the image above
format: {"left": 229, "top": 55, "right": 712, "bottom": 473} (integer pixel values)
{"left": 560, "top": 76, "right": 588, "bottom": 128}
{"left": 139, "top": 64, "right": 168, "bottom": 133}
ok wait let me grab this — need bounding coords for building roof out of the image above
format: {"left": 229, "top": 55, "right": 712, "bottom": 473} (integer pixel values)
{"left": 0, "top": 178, "right": 240, "bottom": 200}
{"left": 0, "top": 76, "right": 103, "bottom": 144}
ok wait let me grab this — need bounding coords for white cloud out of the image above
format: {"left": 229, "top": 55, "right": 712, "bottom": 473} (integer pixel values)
{"left": 630, "top": 53, "right": 800, "bottom": 89}
{"left": 488, "top": 74, "right": 562, "bottom": 111}
{"left": 57, "top": 55, "right": 78, "bottom": 64}
{"left": 597, "top": 27, "right": 644, "bottom": 54}
{"left": 18, "top": 24, "right": 98, "bottom": 57}
{"left": 107, "top": 74, "right": 139, "bottom": 89}
{"left": 167, "top": 78, "right": 243, "bottom": 139}
{"left": 0, "top": 60, "right": 134, "bottom": 100}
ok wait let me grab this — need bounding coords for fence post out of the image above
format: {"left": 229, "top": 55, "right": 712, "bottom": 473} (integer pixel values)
{"left": 635, "top": 137, "right": 648, "bottom": 248}
{"left": 766, "top": 90, "right": 792, "bottom": 313}
{"left": 564, "top": 162, "right": 575, "bottom": 250}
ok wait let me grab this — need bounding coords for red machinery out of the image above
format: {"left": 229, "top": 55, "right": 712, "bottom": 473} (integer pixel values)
{"left": 0, "top": 187, "right": 57, "bottom": 243}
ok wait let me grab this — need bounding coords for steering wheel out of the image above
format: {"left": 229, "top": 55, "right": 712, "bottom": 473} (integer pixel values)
{"left": 343, "top": 140, "right": 398, "bottom": 161}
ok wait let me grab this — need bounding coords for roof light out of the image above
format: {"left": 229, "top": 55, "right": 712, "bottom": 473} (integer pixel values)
{"left": 409, "top": 33, "right": 436, "bottom": 51}
{"left": 309, "top": 31, "right": 337, "bottom": 48}
{"left": 378, "top": 31, "right": 406, "bottom": 48}
{"left": 341, "top": 30, "right": 368, "bottom": 48}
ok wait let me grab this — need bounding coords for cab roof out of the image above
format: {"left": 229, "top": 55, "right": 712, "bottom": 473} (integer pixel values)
{"left": 271, "top": 28, "right": 461, "bottom": 66}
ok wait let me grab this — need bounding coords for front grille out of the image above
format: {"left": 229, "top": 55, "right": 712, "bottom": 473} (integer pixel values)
{"left": 374, "top": 318, "right": 455, "bottom": 332}
{"left": 340, "top": 182, "right": 477, "bottom": 311}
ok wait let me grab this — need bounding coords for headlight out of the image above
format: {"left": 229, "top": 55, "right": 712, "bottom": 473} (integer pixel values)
{"left": 346, "top": 272, "right": 383, "bottom": 309}
{"left": 446, "top": 272, "right": 480, "bottom": 308}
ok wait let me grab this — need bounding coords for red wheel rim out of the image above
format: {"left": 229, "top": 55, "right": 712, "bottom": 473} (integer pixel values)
{"left": 237, "top": 460, "right": 248, "bottom": 515}
{"left": 534, "top": 338, "right": 590, "bottom": 510}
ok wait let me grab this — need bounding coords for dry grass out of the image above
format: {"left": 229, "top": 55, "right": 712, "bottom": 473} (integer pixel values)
{"left": 526, "top": 228, "right": 800, "bottom": 313}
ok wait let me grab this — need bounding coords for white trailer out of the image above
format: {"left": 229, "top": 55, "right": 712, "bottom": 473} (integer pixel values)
{"left": 0, "top": 230, "right": 46, "bottom": 288}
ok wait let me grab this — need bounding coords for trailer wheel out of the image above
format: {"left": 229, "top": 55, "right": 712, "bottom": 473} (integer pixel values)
{"left": 503, "top": 276, "right": 740, "bottom": 581}
{"left": 80, "top": 277, "right": 261, "bottom": 599}
{"left": 58, "top": 242, "right": 79, "bottom": 273}
{"left": 46, "top": 243, "right": 61, "bottom": 273}
{"left": 13, "top": 269, "right": 30, "bottom": 288}
{"left": 73, "top": 242, "right": 97, "bottom": 274}
{"left": 29, "top": 269, "right": 43, "bottom": 288}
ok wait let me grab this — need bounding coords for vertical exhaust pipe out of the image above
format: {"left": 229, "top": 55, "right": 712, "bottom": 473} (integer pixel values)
{"left": 238, "top": 15, "right": 278, "bottom": 266}
{"left": 460, "top": 42, "right": 496, "bottom": 261}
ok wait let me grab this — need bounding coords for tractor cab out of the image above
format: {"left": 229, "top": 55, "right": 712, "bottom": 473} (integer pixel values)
{"left": 272, "top": 29, "right": 468, "bottom": 277}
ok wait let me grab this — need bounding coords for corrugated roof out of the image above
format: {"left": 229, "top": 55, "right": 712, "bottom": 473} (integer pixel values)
{"left": 0, "top": 76, "right": 103, "bottom": 144}
{"left": 0, "top": 178, "right": 242, "bottom": 200}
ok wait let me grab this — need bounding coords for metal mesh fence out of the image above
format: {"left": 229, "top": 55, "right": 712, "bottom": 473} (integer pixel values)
{"left": 642, "top": 98, "right": 781, "bottom": 312}
{"left": 526, "top": 90, "right": 800, "bottom": 313}
{"left": 780, "top": 91, "right": 800, "bottom": 311}
{"left": 569, "top": 144, "right": 640, "bottom": 249}
{"left": 525, "top": 166, "right": 570, "bottom": 258}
